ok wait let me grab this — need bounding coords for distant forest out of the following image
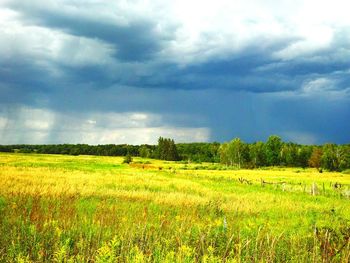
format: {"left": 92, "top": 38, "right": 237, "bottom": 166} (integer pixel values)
{"left": 1, "top": 135, "right": 349, "bottom": 172}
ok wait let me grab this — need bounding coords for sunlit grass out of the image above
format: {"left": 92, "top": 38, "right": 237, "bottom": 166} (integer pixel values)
{"left": 0, "top": 153, "right": 349, "bottom": 262}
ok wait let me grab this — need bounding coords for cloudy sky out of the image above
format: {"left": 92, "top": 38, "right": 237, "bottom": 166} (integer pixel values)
{"left": 1, "top": 0, "right": 350, "bottom": 145}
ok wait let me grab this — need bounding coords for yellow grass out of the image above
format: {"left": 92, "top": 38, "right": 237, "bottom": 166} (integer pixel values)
{"left": 0, "top": 152, "right": 350, "bottom": 262}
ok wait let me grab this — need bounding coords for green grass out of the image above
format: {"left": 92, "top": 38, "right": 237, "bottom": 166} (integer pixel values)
{"left": 0, "top": 153, "right": 349, "bottom": 262}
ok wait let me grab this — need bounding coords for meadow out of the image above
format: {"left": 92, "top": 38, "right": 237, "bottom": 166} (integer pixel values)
{"left": 0, "top": 153, "right": 349, "bottom": 262}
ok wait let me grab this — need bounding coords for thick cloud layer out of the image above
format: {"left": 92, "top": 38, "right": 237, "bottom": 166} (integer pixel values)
{"left": 0, "top": 0, "right": 349, "bottom": 144}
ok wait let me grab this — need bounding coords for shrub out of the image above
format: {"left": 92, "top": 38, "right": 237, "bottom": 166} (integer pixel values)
{"left": 123, "top": 154, "right": 133, "bottom": 164}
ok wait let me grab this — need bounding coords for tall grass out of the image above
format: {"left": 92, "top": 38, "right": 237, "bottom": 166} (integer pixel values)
{"left": 0, "top": 153, "right": 349, "bottom": 262}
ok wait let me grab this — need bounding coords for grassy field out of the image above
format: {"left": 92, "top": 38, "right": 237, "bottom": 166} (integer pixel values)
{"left": 0, "top": 153, "right": 350, "bottom": 262}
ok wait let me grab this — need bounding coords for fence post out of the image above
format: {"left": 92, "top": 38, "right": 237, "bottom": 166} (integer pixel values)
{"left": 322, "top": 182, "right": 325, "bottom": 195}
{"left": 311, "top": 182, "right": 318, "bottom": 196}
{"left": 282, "top": 183, "right": 286, "bottom": 192}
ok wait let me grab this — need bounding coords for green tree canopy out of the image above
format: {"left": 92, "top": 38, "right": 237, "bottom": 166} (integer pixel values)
{"left": 265, "top": 135, "right": 283, "bottom": 166}
{"left": 156, "top": 137, "right": 179, "bottom": 161}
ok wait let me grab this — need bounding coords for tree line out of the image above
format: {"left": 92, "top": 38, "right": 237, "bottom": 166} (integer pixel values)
{"left": 0, "top": 139, "right": 219, "bottom": 163}
{"left": 0, "top": 135, "right": 349, "bottom": 171}
{"left": 219, "top": 135, "right": 350, "bottom": 171}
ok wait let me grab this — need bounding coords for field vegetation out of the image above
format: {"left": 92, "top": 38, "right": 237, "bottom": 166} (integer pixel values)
{"left": 0, "top": 153, "right": 350, "bottom": 262}
{"left": 2, "top": 135, "right": 350, "bottom": 173}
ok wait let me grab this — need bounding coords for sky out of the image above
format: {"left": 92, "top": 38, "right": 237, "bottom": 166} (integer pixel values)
{"left": 0, "top": 0, "right": 350, "bottom": 145}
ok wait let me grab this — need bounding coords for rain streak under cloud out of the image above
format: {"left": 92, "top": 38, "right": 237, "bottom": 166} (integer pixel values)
{"left": 0, "top": 0, "right": 350, "bottom": 144}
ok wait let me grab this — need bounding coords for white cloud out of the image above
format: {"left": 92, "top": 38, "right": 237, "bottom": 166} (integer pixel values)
{"left": 300, "top": 77, "right": 350, "bottom": 99}
{"left": 0, "top": 107, "right": 54, "bottom": 143}
{"left": 86, "top": 119, "right": 96, "bottom": 125}
{"left": 78, "top": 127, "right": 210, "bottom": 145}
{"left": 4, "top": 0, "right": 350, "bottom": 66}
{"left": 0, "top": 106, "right": 210, "bottom": 144}
{"left": 2, "top": 107, "right": 54, "bottom": 131}
{"left": 0, "top": 8, "right": 115, "bottom": 68}
{"left": 270, "top": 77, "right": 350, "bottom": 100}
{"left": 302, "top": 78, "right": 335, "bottom": 93}
{"left": 273, "top": 25, "right": 334, "bottom": 60}
{"left": 160, "top": 0, "right": 350, "bottom": 64}
{"left": 0, "top": 116, "right": 7, "bottom": 129}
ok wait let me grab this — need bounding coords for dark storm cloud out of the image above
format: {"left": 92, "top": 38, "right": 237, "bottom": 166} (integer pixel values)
{"left": 259, "top": 95, "right": 350, "bottom": 144}
{"left": 4, "top": 0, "right": 350, "bottom": 94}
{"left": 7, "top": 1, "right": 175, "bottom": 62}
{"left": 1, "top": 0, "right": 350, "bottom": 144}
{"left": 0, "top": 59, "right": 56, "bottom": 108}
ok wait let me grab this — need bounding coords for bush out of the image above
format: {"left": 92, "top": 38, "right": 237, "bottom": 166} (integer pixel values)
{"left": 342, "top": 169, "right": 350, "bottom": 175}
{"left": 123, "top": 154, "right": 133, "bottom": 164}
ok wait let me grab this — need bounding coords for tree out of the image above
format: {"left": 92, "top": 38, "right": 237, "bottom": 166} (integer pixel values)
{"left": 321, "top": 144, "right": 350, "bottom": 171}
{"left": 339, "top": 145, "right": 350, "bottom": 171}
{"left": 210, "top": 142, "right": 221, "bottom": 163}
{"left": 297, "top": 146, "right": 312, "bottom": 168}
{"left": 280, "top": 143, "right": 298, "bottom": 167}
{"left": 265, "top": 135, "right": 283, "bottom": 166}
{"left": 309, "top": 147, "right": 323, "bottom": 171}
{"left": 249, "top": 141, "right": 266, "bottom": 167}
{"left": 230, "top": 138, "right": 248, "bottom": 168}
{"left": 219, "top": 143, "right": 230, "bottom": 166}
{"left": 176, "top": 142, "right": 220, "bottom": 163}
{"left": 156, "top": 137, "right": 179, "bottom": 161}
{"left": 123, "top": 153, "right": 133, "bottom": 164}
{"left": 139, "top": 145, "right": 151, "bottom": 158}
{"left": 220, "top": 138, "right": 248, "bottom": 168}
{"left": 321, "top": 144, "right": 340, "bottom": 171}
{"left": 167, "top": 139, "right": 179, "bottom": 161}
